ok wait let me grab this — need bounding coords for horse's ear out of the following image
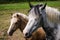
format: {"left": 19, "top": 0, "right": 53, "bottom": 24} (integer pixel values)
{"left": 17, "top": 14, "right": 19, "bottom": 17}
{"left": 41, "top": 3, "right": 47, "bottom": 10}
{"left": 29, "top": 2, "right": 33, "bottom": 8}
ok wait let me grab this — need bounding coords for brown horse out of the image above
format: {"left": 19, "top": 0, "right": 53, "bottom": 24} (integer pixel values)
{"left": 7, "top": 13, "right": 45, "bottom": 40}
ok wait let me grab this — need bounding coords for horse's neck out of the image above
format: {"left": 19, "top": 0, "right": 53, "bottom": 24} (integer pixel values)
{"left": 42, "top": 10, "right": 59, "bottom": 40}
{"left": 41, "top": 7, "right": 60, "bottom": 40}
{"left": 46, "top": 6, "right": 60, "bottom": 23}
{"left": 42, "top": 11, "right": 57, "bottom": 29}
{"left": 41, "top": 11, "right": 49, "bottom": 28}
{"left": 19, "top": 14, "right": 28, "bottom": 32}
{"left": 43, "top": 16, "right": 59, "bottom": 40}
{"left": 20, "top": 20, "right": 28, "bottom": 32}
{"left": 19, "top": 17, "right": 28, "bottom": 32}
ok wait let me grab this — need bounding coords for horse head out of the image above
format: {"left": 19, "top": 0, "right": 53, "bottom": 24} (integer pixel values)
{"left": 23, "top": 3, "right": 47, "bottom": 38}
{"left": 7, "top": 13, "right": 23, "bottom": 36}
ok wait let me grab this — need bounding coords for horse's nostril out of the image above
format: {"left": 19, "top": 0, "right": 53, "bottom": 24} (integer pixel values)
{"left": 24, "top": 33, "right": 32, "bottom": 38}
{"left": 25, "top": 33, "right": 28, "bottom": 36}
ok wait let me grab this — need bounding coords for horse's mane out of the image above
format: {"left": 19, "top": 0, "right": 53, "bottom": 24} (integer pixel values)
{"left": 12, "top": 13, "right": 28, "bottom": 19}
{"left": 12, "top": 12, "right": 28, "bottom": 23}
{"left": 45, "top": 6, "right": 60, "bottom": 23}
{"left": 46, "top": 6, "right": 60, "bottom": 14}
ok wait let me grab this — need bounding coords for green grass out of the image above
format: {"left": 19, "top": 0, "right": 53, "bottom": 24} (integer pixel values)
{"left": 0, "top": 1, "right": 60, "bottom": 40}
{"left": 0, "top": 1, "right": 60, "bottom": 10}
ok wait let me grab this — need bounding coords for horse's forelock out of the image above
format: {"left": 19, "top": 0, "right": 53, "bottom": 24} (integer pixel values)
{"left": 28, "top": 4, "right": 43, "bottom": 13}
{"left": 12, "top": 13, "right": 20, "bottom": 18}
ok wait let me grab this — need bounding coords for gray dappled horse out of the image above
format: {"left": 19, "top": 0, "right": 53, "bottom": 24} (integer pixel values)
{"left": 23, "top": 3, "right": 60, "bottom": 40}
{"left": 7, "top": 13, "right": 45, "bottom": 40}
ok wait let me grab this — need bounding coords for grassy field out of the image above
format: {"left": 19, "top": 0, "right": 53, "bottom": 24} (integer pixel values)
{"left": 0, "top": 1, "right": 60, "bottom": 40}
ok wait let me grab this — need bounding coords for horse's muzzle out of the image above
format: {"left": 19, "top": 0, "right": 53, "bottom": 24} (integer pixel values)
{"left": 24, "top": 33, "right": 32, "bottom": 38}
{"left": 7, "top": 30, "right": 13, "bottom": 36}
{"left": 9, "top": 32, "right": 13, "bottom": 36}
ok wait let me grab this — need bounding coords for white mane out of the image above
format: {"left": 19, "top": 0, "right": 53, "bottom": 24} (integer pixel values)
{"left": 12, "top": 12, "right": 28, "bottom": 20}
{"left": 45, "top": 6, "right": 60, "bottom": 23}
